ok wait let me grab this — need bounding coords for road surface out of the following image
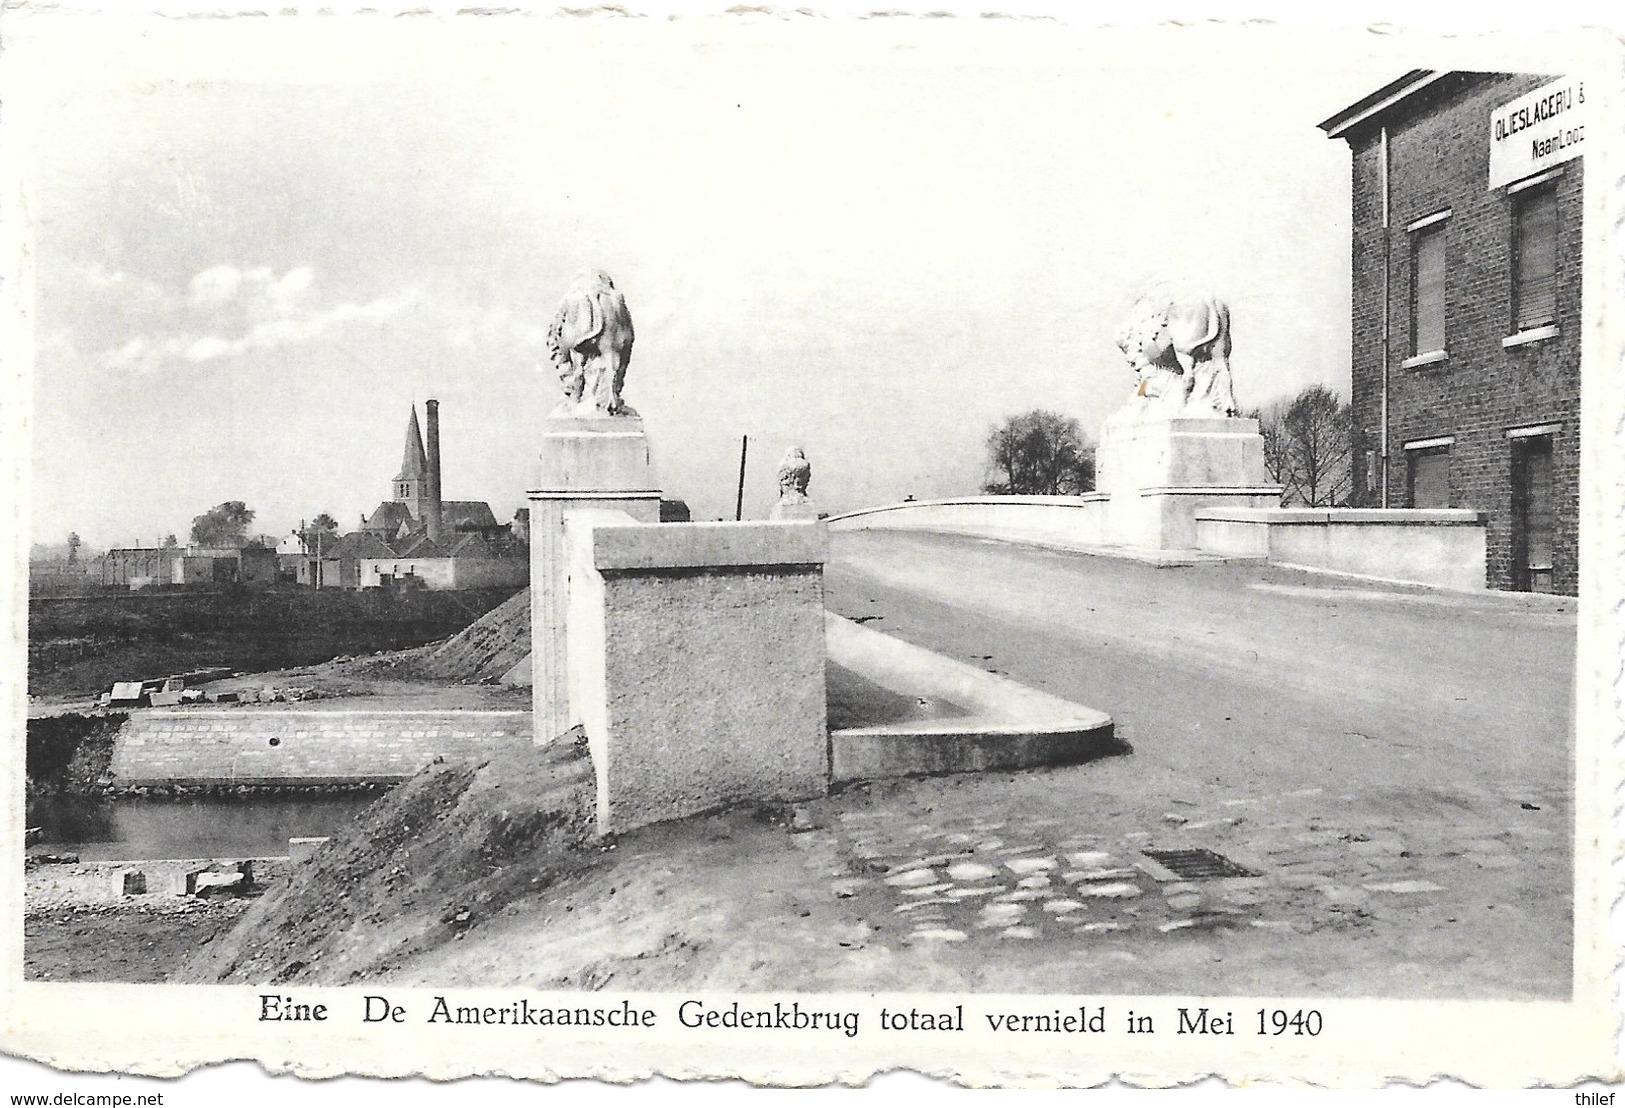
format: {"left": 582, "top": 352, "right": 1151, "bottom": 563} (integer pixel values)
{"left": 821, "top": 529, "right": 1578, "bottom": 997}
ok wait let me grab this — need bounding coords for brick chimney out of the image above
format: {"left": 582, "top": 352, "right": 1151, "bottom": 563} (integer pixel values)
{"left": 425, "top": 399, "right": 444, "bottom": 543}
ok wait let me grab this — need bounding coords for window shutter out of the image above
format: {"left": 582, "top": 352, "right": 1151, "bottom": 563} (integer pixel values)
{"left": 1408, "top": 448, "right": 1451, "bottom": 509}
{"left": 1412, "top": 226, "right": 1446, "bottom": 354}
{"left": 1514, "top": 188, "right": 1558, "bottom": 331}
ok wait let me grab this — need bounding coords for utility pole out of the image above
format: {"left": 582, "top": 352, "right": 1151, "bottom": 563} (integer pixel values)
{"left": 734, "top": 435, "right": 749, "bottom": 522}
{"left": 294, "top": 522, "right": 323, "bottom": 590}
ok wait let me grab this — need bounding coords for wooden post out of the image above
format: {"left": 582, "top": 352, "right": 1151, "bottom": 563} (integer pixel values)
{"left": 734, "top": 435, "right": 749, "bottom": 522}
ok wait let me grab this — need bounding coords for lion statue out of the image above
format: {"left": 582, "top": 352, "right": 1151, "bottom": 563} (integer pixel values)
{"left": 776, "top": 446, "right": 811, "bottom": 501}
{"left": 547, "top": 268, "right": 637, "bottom": 417}
{"left": 1113, "top": 294, "right": 1239, "bottom": 418}
{"left": 770, "top": 446, "right": 817, "bottom": 521}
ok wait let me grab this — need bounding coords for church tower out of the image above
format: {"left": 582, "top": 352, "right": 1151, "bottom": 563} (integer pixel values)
{"left": 394, "top": 406, "right": 429, "bottom": 515}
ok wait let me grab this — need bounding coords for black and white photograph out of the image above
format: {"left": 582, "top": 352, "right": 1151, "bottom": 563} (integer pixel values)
{"left": 3, "top": 3, "right": 1621, "bottom": 1090}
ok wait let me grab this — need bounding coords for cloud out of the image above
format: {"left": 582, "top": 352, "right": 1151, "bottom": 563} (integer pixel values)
{"left": 106, "top": 336, "right": 158, "bottom": 373}
{"left": 188, "top": 264, "right": 243, "bottom": 308}
{"left": 183, "top": 288, "right": 424, "bottom": 362}
{"left": 81, "top": 264, "right": 176, "bottom": 313}
{"left": 187, "top": 264, "right": 317, "bottom": 316}
{"left": 100, "top": 266, "right": 422, "bottom": 373}
{"left": 184, "top": 335, "right": 234, "bottom": 362}
{"left": 267, "top": 267, "right": 315, "bottom": 312}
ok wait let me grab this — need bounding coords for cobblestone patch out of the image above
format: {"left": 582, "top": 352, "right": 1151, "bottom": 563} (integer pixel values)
{"left": 819, "top": 777, "right": 1569, "bottom": 947}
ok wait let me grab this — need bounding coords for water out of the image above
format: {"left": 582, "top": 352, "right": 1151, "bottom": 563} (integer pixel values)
{"left": 28, "top": 671, "right": 959, "bottom": 861}
{"left": 26, "top": 793, "right": 380, "bottom": 861}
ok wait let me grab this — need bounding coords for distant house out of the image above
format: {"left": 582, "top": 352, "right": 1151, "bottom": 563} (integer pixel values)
{"left": 357, "top": 532, "right": 529, "bottom": 591}
{"left": 168, "top": 544, "right": 278, "bottom": 588}
{"left": 274, "top": 534, "right": 306, "bottom": 583}
{"left": 102, "top": 548, "right": 171, "bottom": 589}
{"left": 309, "top": 531, "right": 391, "bottom": 590}
{"left": 239, "top": 545, "right": 278, "bottom": 587}
{"left": 171, "top": 551, "right": 230, "bottom": 586}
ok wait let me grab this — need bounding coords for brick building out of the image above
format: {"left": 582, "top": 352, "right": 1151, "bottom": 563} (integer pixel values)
{"left": 1321, "top": 71, "right": 1585, "bottom": 594}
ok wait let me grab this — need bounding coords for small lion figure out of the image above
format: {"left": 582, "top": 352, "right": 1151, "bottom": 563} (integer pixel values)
{"left": 777, "top": 446, "right": 811, "bottom": 500}
{"left": 1114, "top": 293, "right": 1239, "bottom": 418}
{"left": 770, "top": 447, "right": 817, "bottom": 521}
{"left": 547, "top": 268, "right": 637, "bottom": 417}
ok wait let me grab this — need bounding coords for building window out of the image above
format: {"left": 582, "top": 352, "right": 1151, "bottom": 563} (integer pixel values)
{"left": 1410, "top": 222, "right": 1446, "bottom": 356}
{"left": 1405, "top": 441, "right": 1452, "bottom": 509}
{"left": 1512, "top": 184, "right": 1558, "bottom": 333}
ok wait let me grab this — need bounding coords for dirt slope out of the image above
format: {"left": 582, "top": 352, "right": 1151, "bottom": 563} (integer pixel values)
{"left": 409, "top": 587, "right": 532, "bottom": 683}
{"left": 178, "top": 734, "right": 593, "bottom": 985}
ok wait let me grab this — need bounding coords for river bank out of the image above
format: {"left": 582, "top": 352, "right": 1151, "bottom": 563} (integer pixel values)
{"left": 26, "top": 900, "right": 253, "bottom": 983}
{"left": 24, "top": 856, "right": 292, "bottom": 982}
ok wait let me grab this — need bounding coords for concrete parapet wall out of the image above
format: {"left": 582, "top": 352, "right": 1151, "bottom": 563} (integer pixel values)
{"left": 108, "top": 710, "right": 532, "bottom": 786}
{"left": 566, "top": 514, "right": 829, "bottom": 835}
{"left": 825, "top": 614, "right": 1116, "bottom": 781}
{"left": 826, "top": 496, "right": 1109, "bottom": 548}
{"left": 1194, "top": 507, "right": 1489, "bottom": 591}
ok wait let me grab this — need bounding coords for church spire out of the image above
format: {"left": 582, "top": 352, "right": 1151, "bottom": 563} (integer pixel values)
{"left": 392, "top": 406, "right": 429, "bottom": 510}
{"left": 398, "top": 407, "right": 428, "bottom": 481}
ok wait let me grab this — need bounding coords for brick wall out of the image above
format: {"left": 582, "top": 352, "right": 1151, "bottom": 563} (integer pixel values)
{"left": 109, "top": 710, "right": 532, "bottom": 786}
{"left": 1345, "top": 73, "right": 1582, "bottom": 594}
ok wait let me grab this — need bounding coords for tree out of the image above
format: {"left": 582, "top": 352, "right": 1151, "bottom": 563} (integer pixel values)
{"left": 161, "top": 534, "right": 178, "bottom": 549}
{"left": 189, "top": 501, "right": 256, "bottom": 548}
{"left": 982, "top": 409, "right": 1096, "bottom": 496}
{"left": 1251, "top": 385, "right": 1353, "bottom": 507}
{"left": 299, "top": 513, "right": 340, "bottom": 555}
{"left": 66, "top": 532, "right": 81, "bottom": 563}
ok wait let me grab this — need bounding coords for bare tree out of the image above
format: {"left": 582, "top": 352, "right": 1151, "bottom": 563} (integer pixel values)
{"left": 1251, "top": 385, "right": 1353, "bottom": 507}
{"left": 982, "top": 409, "right": 1096, "bottom": 496}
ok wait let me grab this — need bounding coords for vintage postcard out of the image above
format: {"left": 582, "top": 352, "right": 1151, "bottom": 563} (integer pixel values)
{"left": 2, "top": 4, "right": 1622, "bottom": 1091}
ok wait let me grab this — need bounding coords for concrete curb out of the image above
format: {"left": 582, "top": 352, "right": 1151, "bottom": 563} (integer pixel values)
{"left": 824, "top": 614, "right": 1118, "bottom": 782}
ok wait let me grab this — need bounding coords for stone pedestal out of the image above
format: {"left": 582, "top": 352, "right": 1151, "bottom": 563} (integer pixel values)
{"left": 565, "top": 514, "right": 829, "bottom": 835}
{"left": 528, "top": 416, "right": 661, "bottom": 745}
{"left": 769, "top": 496, "right": 819, "bottom": 521}
{"left": 1097, "top": 409, "right": 1282, "bottom": 550}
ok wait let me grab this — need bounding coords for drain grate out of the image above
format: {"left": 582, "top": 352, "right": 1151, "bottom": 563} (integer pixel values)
{"left": 1143, "top": 848, "right": 1257, "bottom": 880}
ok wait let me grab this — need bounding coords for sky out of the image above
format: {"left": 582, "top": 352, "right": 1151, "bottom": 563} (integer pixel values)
{"left": 5, "top": 11, "right": 1602, "bottom": 549}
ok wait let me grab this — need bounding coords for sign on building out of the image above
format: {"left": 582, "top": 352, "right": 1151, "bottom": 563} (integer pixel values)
{"left": 1488, "top": 77, "right": 1585, "bottom": 190}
